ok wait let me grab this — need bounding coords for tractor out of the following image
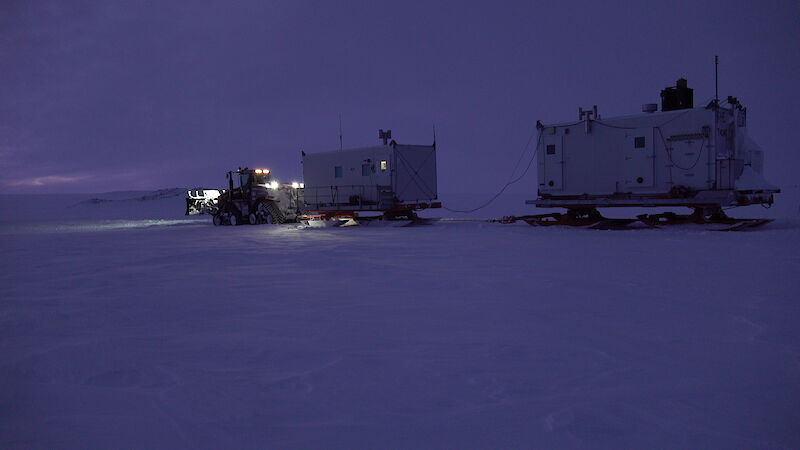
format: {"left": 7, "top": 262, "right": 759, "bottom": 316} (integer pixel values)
{"left": 186, "top": 168, "right": 303, "bottom": 226}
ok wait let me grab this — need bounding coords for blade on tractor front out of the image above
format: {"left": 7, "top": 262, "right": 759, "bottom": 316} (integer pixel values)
{"left": 185, "top": 189, "right": 222, "bottom": 215}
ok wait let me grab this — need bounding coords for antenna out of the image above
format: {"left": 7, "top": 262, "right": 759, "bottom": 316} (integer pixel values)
{"left": 715, "top": 55, "right": 719, "bottom": 105}
{"left": 379, "top": 129, "right": 392, "bottom": 145}
{"left": 432, "top": 123, "right": 437, "bottom": 147}
{"left": 338, "top": 113, "right": 343, "bottom": 151}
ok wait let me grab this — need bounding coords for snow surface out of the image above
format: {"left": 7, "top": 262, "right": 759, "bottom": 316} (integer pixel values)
{"left": 1, "top": 189, "right": 800, "bottom": 448}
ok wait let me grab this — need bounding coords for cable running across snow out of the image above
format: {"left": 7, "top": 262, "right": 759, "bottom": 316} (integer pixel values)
{"left": 443, "top": 128, "right": 543, "bottom": 213}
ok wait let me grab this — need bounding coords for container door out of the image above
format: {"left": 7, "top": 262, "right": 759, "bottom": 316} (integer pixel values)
{"left": 717, "top": 159, "right": 733, "bottom": 190}
{"left": 624, "top": 128, "right": 654, "bottom": 188}
{"left": 542, "top": 134, "right": 563, "bottom": 190}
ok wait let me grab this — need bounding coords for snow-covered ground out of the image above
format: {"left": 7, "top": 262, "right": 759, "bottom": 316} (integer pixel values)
{"left": 1, "top": 189, "right": 799, "bottom": 448}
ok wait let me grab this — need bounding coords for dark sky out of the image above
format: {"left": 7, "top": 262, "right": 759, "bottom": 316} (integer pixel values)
{"left": 1, "top": 0, "right": 798, "bottom": 194}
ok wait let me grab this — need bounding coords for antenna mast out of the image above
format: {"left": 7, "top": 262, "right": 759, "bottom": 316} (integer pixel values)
{"left": 338, "top": 113, "right": 343, "bottom": 151}
{"left": 715, "top": 55, "right": 719, "bottom": 105}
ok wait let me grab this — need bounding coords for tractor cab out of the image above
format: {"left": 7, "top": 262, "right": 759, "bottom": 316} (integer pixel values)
{"left": 227, "top": 168, "right": 275, "bottom": 200}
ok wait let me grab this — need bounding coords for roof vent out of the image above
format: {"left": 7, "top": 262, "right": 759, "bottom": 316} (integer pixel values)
{"left": 642, "top": 103, "right": 658, "bottom": 113}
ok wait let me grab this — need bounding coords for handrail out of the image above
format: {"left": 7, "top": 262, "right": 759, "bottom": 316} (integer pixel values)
{"left": 303, "top": 184, "right": 393, "bottom": 208}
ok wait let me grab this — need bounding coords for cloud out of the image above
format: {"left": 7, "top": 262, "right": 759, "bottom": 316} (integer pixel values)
{"left": 6, "top": 174, "right": 90, "bottom": 187}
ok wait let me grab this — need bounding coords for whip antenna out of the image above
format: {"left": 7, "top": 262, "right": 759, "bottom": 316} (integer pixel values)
{"left": 338, "top": 113, "right": 343, "bottom": 151}
{"left": 715, "top": 55, "right": 719, "bottom": 105}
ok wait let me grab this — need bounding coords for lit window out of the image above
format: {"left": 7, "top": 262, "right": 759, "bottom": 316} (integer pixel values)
{"left": 634, "top": 137, "right": 646, "bottom": 148}
{"left": 380, "top": 160, "right": 388, "bottom": 171}
{"left": 362, "top": 164, "right": 370, "bottom": 176}
{"left": 334, "top": 166, "right": 343, "bottom": 178}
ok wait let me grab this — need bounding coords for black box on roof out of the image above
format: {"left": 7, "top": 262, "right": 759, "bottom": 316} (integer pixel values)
{"left": 661, "top": 78, "right": 694, "bottom": 111}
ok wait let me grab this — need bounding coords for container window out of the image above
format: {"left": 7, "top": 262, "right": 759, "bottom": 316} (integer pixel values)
{"left": 334, "top": 166, "right": 343, "bottom": 178}
{"left": 634, "top": 136, "right": 646, "bottom": 148}
{"left": 546, "top": 144, "right": 556, "bottom": 155}
{"left": 362, "top": 164, "right": 370, "bottom": 176}
{"left": 380, "top": 160, "right": 388, "bottom": 171}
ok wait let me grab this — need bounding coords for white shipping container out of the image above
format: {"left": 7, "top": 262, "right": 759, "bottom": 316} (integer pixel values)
{"left": 302, "top": 141, "right": 438, "bottom": 211}
{"left": 534, "top": 99, "right": 778, "bottom": 209}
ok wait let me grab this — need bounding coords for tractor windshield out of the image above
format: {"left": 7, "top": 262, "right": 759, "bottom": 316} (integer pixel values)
{"left": 253, "top": 173, "right": 271, "bottom": 185}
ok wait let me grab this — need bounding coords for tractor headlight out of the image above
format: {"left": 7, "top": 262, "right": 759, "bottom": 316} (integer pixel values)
{"left": 291, "top": 182, "right": 300, "bottom": 189}
{"left": 269, "top": 181, "right": 279, "bottom": 189}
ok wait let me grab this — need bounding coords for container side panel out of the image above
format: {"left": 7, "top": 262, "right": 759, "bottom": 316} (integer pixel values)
{"left": 393, "top": 145, "right": 437, "bottom": 202}
{"left": 302, "top": 147, "right": 391, "bottom": 207}
{"left": 667, "top": 136, "right": 707, "bottom": 186}
{"left": 654, "top": 109, "right": 715, "bottom": 191}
